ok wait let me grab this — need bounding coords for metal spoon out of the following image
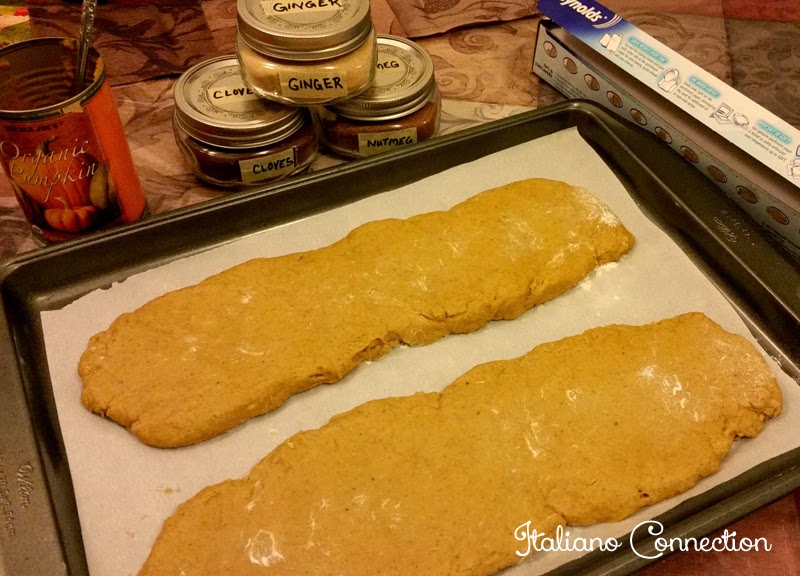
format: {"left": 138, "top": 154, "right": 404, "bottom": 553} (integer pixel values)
{"left": 74, "top": 0, "right": 98, "bottom": 95}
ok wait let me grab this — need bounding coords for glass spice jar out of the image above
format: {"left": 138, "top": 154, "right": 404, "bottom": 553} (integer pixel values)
{"left": 172, "top": 55, "right": 317, "bottom": 188}
{"left": 316, "top": 35, "right": 440, "bottom": 159}
{"left": 236, "top": 0, "right": 377, "bottom": 106}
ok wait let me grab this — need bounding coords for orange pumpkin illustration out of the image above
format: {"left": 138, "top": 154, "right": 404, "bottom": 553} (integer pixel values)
{"left": 43, "top": 199, "right": 98, "bottom": 233}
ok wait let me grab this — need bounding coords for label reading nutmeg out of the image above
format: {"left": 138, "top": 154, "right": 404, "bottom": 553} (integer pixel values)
{"left": 279, "top": 72, "right": 348, "bottom": 99}
{"left": 239, "top": 148, "right": 296, "bottom": 184}
{"left": 358, "top": 128, "right": 418, "bottom": 156}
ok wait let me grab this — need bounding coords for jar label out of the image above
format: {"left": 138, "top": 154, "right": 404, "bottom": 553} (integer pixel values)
{"left": 239, "top": 147, "right": 297, "bottom": 184}
{"left": 206, "top": 76, "right": 262, "bottom": 112}
{"left": 279, "top": 71, "right": 348, "bottom": 99}
{"left": 263, "top": 0, "right": 342, "bottom": 17}
{"left": 357, "top": 128, "right": 418, "bottom": 156}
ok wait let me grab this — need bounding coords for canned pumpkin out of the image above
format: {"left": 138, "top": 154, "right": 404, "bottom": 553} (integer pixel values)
{"left": 0, "top": 38, "right": 147, "bottom": 244}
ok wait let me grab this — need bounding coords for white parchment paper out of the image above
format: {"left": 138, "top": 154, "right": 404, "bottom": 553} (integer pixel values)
{"left": 41, "top": 128, "right": 800, "bottom": 576}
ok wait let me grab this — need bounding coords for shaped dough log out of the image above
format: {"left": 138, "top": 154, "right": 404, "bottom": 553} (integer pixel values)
{"left": 79, "top": 179, "right": 634, "bottom": 447}
{"left": 138, "top": 313, "right": 781, "bottom": 576}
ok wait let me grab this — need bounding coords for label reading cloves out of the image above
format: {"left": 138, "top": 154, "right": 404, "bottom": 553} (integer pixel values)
{"left": 239, "top": 147, "right": 297, "bottom": 184}
{"left": 206, "top": 79, "right": 261, "bottom": 111}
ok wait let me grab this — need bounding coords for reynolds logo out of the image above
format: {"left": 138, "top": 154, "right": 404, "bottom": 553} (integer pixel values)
{"left": 558, "top": 0, "right": 622, "bottom": 28}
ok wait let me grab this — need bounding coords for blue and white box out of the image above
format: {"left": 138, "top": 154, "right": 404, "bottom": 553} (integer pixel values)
{"left": 533, "top": 0, "right": 800, "bottom": 259}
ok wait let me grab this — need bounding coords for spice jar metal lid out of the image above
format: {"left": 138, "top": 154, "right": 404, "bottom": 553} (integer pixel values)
{"left": 237, "top": 0, "right": 373, "bottom": 61}
{"left": 173, "top": 55, "right": 306, "bottom": 149}
{"left": 329, "top": 35, "right": 436, "bottom": 121}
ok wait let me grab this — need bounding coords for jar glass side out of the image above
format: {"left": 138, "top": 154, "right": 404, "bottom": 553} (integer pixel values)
{"left": 236, "top": 27, "right": 377, "bottom": 107}
{"left": 173, "top": 111, "right": 318, "bottom": 187}
{"left": 317, "top": 89, "right": 441, "bottom": 158}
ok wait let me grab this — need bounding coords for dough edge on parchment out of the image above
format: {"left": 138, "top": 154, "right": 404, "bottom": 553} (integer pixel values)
{"left": 137, "top": 312, "right": 782, "bottom": 576}
{"left": 79, "top": 178, "right": 636, "bottom": 447}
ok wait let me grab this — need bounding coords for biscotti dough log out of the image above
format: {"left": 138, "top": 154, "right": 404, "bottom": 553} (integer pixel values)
{"left": 79, "top": 178, "right": 634, "bottom": 447}
{"left": 137, "top": 313, "right": 781, "bottom": 576}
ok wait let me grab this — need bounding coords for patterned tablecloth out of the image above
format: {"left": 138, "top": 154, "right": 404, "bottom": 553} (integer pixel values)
{"left": 1, "top": 1, "right": 799, "bottom": 574}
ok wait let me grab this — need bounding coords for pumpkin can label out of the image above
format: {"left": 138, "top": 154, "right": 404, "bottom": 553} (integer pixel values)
{"left": 0, "top": 77, "right": 146, "bottom": 244}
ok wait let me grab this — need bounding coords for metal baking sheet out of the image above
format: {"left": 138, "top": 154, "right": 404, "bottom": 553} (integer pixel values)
{"left": 1, "top": 101, "right": 799, "bottom": 576}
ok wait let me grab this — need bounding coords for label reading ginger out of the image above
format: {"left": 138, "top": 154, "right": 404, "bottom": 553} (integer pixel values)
{"left": 263, "top": 0, "right": 342, "bottom": 15}
{"left": 279, "top": 71, "right": 348, "bottom": 99}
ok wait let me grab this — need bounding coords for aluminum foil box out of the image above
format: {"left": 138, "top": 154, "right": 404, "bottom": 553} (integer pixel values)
{"left": 533, "top": 0, "right": 800, "bottom": 260}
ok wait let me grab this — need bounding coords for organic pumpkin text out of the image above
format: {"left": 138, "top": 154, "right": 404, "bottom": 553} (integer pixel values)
{"left": 0, "top": 139, "right": 98, "bottom": 202}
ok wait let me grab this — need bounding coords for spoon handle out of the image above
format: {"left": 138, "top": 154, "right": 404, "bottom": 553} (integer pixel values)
{"left": 74, "top": 0, "right": 98, "bottom": 95}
